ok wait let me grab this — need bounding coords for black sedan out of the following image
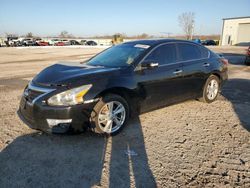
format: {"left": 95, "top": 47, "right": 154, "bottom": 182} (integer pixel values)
{"left": 18, "top": 39, "right": 228, "bottom": 135}
{"left": 86, "top": 40, "right": 97, "bottom": 46}
{"left": 202, "top": 40, "right": 217, "bottom": 46}
{"left": 69, "top": 40, "right": 81, "bottom": 45}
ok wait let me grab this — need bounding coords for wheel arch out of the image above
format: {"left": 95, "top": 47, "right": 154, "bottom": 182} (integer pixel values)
{"left": 210, "top": 71, "right": 222, "bottom": 82}
{"left": 95, "top": 87, "right": 141, "bottom": 116}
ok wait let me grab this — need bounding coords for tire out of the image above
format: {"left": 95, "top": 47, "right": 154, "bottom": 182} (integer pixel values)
{"left": 90, "top": 94, "right": 129, "bottom": 136}
{"left": 199, "top": 75, "right": 220, "bottom": 103}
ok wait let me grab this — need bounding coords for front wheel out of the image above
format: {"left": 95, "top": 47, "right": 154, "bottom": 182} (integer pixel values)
{"left": 90, "top": 94, "right": 129, "bottom": 135}
{"left": 199, "top": 75, "right": 220, "bottom": 103}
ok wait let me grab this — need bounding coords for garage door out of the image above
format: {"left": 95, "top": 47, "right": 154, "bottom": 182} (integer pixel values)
{"left": 237, "top": 23, "right": 250, "bottom": 43}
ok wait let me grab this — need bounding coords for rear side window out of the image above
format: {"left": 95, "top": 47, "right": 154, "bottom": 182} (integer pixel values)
{"left": 199, "top": 46, "right": 209, "bottom": 58}
{"left": 177, "top": 43, "right": 208, "bottom": 61}
{"left": 145, "top": 44, "right": 177, "bottom": 65}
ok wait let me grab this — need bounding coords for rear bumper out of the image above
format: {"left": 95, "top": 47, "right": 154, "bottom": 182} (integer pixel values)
{"left": 18, "top": 96, "right": 96, "bottom": 134}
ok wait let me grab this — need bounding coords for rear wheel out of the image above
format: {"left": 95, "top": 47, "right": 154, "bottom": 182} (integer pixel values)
{"left": 199, "top": 75, "right": 220, "bottom": 103}
{"left": 90, "top": 94, "right": 129, "bottom": 135}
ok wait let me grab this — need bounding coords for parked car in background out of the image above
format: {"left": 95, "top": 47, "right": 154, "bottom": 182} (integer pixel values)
{"left": 80, "top": 40, "right": 87, "bottom": 45}
{"left": 21, "top": 38, "right": 36, "bottom": 46}
{"left": 202, "top": 40, "right": 217, "bottom": 46}
{"left": 0, "top": 38, "right": 7, "bottom": 47}
{"left": 18, "top": 39, "right": 228, "bottom": 135}
{"left": 34, "top": 38, "right": 48, "bottom": 45}
{"left": 54, "top": 41, "right": 65, "bottom": 46}
{"left": 6, "top": 36, "right": 20, "bottom": 46}
{"left": 69, "top": 40, "right": 81, "bottom": 45}
{"left": 48, "top": 39, "right": 60, "bottom": 46}
{"left": 61, "top": 39, "right": 70, "bottom": 46}
{"left": 34, "top": 38, "right": 42, "bottom": 43}
{"left": 86, "top": 40, "right": 97, "bottom": 46}
{"left": 36, "top": 41, "right": 49, "bottom": 46}
{"left": 13, "top": 40, "right": 22, "bottom": 46}
{"left": 245, "top": 46, "right": 250, "bottom": 65}
{"left": 192, "top": 38, "right": 201, "bottom": 44}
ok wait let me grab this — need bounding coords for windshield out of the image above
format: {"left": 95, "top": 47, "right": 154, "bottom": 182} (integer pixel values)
{"left": 86, "top": 43, "right": 149, "bottom": 67}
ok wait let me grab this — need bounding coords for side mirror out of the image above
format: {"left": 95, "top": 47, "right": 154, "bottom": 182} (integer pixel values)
{"left": 140, "top": 61, "right": 159, "bottom": 70}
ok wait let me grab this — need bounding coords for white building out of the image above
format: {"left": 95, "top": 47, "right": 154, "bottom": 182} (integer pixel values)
{"left": 221, "top": 16, "right": 250, "bottom": 46}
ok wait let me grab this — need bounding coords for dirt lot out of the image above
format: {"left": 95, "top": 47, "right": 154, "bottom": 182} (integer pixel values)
{"left": 0, "top": 46, "right": 249, "bottom": 187}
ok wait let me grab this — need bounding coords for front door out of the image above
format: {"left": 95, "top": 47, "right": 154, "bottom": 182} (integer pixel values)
{"left": 135, "top": 43, "right": 185, "bottom": 112}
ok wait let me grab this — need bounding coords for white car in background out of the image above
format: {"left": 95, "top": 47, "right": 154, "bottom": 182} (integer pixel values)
{"left": 61, "top": 39, "right": 70, "bottom": 45}
{"left": 0, "top": 38, "right": 7, "bottom": 47}
{"left": 48, "top": 39, "right": 61, "bottom": 46}
{"left": 20, "top": 38, "right": 36, "bottom": 46}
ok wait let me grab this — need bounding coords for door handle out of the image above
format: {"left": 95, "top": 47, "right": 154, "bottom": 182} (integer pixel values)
{"left": 203, "top": 63, "right": 210, "bottom": 67}
{"left": 173, "top": 70, "right": 183, "bottom": 74}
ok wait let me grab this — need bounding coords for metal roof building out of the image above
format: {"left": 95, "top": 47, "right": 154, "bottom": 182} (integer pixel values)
{"left": 221, "top": 16, "right": 250, "bottom": 46}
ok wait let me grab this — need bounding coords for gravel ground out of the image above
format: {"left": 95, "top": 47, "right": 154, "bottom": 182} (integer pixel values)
{"left": 0, "top": 46, "right": 249, "bottom": 188}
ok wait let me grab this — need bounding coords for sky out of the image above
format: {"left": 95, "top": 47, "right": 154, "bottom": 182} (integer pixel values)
{"left": 0, "top": 0, "right": 249, "bottom": 37}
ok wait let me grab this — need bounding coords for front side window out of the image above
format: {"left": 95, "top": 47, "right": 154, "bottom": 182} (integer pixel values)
{"left": 145, "top": 44, "right": 177, "bottom": 65}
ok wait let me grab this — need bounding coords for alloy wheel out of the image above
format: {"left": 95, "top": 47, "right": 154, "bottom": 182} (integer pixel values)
{"left": 98, "top": 101, "right": 126, "bottom": 133}
{"left": 206, "top": 79, "right": 219, "bottom": 100}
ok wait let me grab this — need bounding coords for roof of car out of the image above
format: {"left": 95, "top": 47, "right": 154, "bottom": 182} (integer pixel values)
{"left": 123, "top": 39, "right": 196, "bottom": 47}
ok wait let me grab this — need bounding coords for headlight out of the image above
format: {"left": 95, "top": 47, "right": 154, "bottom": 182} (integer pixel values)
{"left": 47, "top": 84, "right": 92, "bottom": 106}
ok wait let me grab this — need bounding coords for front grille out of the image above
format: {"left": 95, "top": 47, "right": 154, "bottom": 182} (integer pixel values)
{"left": 24, "top": 89, "right": 44, "bottom": 102}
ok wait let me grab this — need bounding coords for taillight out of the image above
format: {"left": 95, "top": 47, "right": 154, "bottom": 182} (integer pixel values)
{"left": 220, "top": 58, "right": 229, "bottom": 66}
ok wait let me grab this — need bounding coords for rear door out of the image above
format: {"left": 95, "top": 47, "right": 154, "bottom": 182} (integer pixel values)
{"left": 136, "top": 43, "right": 185, "bottom": 111}
{"left": 177, "top": 42, "right": 211, "bottom": 99}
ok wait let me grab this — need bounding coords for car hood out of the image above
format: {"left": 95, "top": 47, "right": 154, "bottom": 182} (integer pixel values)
{"left": 32, "top": 61, "right": 121, "bottom": 86}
